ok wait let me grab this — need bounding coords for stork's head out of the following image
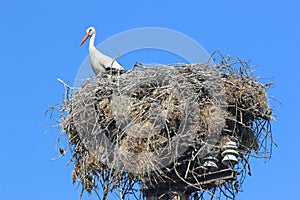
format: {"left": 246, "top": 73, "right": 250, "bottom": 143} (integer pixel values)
{"left": 86, "top": 27, "right": 96, "bottom": 35}
{"left": 80, "top": 27, "right": 96, "bottom": 46}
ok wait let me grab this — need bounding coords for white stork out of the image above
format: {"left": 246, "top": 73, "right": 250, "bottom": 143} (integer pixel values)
{"left": 80, "top": 27, "right": 124, "bottom": 75}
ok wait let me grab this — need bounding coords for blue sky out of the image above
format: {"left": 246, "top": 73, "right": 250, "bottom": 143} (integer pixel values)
{"left": 0, "top": 0, "right": 299, "bottom": 199}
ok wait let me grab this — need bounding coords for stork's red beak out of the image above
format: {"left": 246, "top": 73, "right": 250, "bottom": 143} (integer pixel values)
{"left": 80, "top": 33, "right": 90, "bottom": 46}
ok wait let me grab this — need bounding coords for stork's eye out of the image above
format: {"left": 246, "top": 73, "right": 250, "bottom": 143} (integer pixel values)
{"left": 89, "top": 29, "right": 92, "bottom": 32}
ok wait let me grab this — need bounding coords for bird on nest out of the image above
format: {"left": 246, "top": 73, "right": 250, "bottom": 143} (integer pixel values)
{"left": 80, "top": 26, "right": 126, "bottom": 75}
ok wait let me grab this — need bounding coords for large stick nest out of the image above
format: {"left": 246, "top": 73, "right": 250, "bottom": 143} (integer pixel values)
{"left": 58, "top": 55, "right": 274, "bottom": 199}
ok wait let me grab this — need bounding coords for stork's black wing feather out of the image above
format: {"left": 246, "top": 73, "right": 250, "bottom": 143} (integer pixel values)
{"left": 105, "top": 67, "right": 127, "bottom": 75}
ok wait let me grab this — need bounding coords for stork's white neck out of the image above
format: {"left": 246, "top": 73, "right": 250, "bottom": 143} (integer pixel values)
{"left": 89, "top": 33, "right": 96, "bottom": 52}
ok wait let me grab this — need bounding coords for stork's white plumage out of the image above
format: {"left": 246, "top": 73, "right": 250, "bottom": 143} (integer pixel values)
{"left": 80, "top": 27, "right": 124, "bottom": 75}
